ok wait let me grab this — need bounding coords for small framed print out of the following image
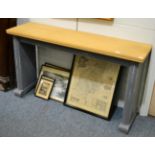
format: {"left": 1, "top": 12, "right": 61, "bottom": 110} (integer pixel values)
{"left": 35, "top": 65, "right": 70, "bottom": 103}
{"left": 35, "top": 76, "right": 54, "bottom": 100}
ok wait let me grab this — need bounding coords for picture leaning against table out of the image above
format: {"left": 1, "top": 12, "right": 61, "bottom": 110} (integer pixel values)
{"left": 35, "top": 55, "right": 120, "bottom": 119}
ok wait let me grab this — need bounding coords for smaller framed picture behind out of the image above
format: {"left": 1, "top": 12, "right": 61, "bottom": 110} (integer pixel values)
{"left": 66, "top": 56, "right": 120, "bottom": 118}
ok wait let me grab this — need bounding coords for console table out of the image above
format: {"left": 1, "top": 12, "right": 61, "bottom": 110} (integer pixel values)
{"left": 6, "top": 22, "right": 152, "bottom": 133}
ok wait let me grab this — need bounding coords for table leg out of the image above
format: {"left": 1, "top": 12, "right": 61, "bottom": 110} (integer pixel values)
{"left": 119, "top": 62, "right": 143, "bottom": 133}
{"left": 13, "top": 37, "right": 36, "bottom": 96}
{"left": 137, "top": 55, "right": 150, "bottom": 110}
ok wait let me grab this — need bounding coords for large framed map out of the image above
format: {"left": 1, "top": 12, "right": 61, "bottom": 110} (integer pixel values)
{"left": 66, "top": 56, "right": 120, "bottom": 118}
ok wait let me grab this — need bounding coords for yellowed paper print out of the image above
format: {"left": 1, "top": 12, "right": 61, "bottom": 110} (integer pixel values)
{"left": 67, "top": 56, "right": 120, "bottom": 118}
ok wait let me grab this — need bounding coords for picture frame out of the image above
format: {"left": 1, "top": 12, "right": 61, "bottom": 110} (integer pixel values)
{"left": 45, "top": 63, "right": 70, "bottom": 72}
{"left": 35, "top": 75, "right": 54, "bottom": 100}
{"left": 35, "top": 64, "right": 70, "bottom": 103}
{"left": 66, "top": 55, "right": 120, "bottom": 118}
{"left": 97, "top": 18, "right": 113, "bottom": 21}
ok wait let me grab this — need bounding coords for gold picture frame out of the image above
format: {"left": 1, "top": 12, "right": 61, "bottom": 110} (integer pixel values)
{"left": 35, "top": 76, "right": 54, "bottom": 100}
{"left": 36, "top": 65, "right": 70, "bottom": 103}
{"left": 97, "top": 18, "right": 113, "bottom": 21}
{"left": 66, "top": 56, "right": 120, "bottom": 118}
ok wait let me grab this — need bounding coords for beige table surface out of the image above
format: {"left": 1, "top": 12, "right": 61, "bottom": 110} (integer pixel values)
{"left": 7, "top": 22, "right": 152, "bottom": 63}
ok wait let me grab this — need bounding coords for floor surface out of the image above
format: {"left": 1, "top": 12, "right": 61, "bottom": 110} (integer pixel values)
{"left": 0, "top": 90, "right": 155, "bottom": 137}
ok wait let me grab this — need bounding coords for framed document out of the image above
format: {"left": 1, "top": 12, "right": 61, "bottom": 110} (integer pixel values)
{"left": 66, "top": 56, "right": 120, "bottom": 118}
{"left": 36, "top": 65, "right": 70, "bottom": 103}
{"left": 35, "top": 76, "right": 54, "bottom": 100}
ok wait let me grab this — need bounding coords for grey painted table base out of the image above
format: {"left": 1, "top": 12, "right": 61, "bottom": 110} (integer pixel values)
{"left": 13, "top": 37, "right": 150, "bottom": 134}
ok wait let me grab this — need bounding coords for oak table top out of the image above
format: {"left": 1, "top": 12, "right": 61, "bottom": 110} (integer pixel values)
{"left": 6, "top": 22, "right": 152, "bottom": 63}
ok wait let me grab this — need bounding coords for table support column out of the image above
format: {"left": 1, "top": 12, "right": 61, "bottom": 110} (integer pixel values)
{"left": 119, "top": 56, "right": 149, "bottom": 133}
{"left": 13, "top": 37, "right": 36, "bottom": 96}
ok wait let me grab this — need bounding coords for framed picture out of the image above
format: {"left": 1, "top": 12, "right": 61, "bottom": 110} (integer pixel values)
{"left": 97, "top": 18, "right": 113, "bottom": 21}
{"left": 36, "top": 65, "right": 70, "bottom": 103}
{"left": 66, "top": 55, "right": 120, "bottom": 118}
{"left": 45, "top": 63, "right": 70, "bottom": 72}
{"left": 35, "top": 76, "right": 54, "bottom": 100}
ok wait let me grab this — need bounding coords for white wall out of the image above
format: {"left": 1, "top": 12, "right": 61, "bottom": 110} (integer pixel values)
{"left": 29, "top": 18, "right": 77, "bottom": 30}
{"left": 18, "top": 18, "right": 155, "bottom": 116}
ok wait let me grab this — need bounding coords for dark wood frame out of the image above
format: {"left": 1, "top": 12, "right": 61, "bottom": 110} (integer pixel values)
{"left": 45, "top": 63, "right": 70, "bottom": 72}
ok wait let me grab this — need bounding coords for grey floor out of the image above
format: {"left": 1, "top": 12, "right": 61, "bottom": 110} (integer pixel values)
{"left": 0, "top": 90, "right": 155, "bottom": 137}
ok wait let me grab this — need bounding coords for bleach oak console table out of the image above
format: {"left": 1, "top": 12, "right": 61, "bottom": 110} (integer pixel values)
{"left": 6, "top": 22, "right": 152, "bottom": 133}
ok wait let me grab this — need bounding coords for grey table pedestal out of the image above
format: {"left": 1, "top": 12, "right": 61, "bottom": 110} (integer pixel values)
{"left": 13, "top": 37, "right": 150, "bottom": 133}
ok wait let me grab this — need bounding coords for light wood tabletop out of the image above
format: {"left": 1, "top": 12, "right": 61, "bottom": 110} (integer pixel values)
{"left": 6, "top": 22, "right": 152, "bottom": 63}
